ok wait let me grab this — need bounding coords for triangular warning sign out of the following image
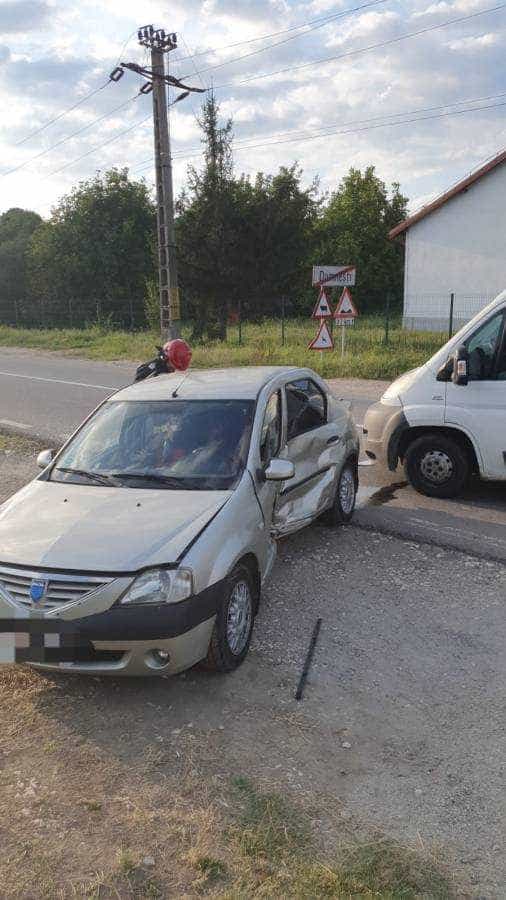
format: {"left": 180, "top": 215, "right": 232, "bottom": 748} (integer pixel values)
{"left": 333, "top": 287, "right": 358, "bottom": 319}
{"left": 308, "top": 320, "right": 334, "bottom": 351}
{"left": 312, "top": 288, "right": 332, "bottom": 319}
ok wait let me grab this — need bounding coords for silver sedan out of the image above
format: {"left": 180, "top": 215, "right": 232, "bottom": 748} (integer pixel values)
{"left": 0, "top": 366, "right": 359, "bottom": 676}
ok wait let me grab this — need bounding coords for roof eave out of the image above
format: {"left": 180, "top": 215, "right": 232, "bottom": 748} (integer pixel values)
{"left": 388, "top": 148, "right": 506, "bottom": 241}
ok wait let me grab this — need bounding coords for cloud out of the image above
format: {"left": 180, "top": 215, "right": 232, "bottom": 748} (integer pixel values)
{"left": 202, "top": 0, "right": 289, "bottom": 22}
{"left": 0, "top": 0, "right": 51, "bottom": 33}
{"left": 446, "top": 31, "right": 501, "bottom": 50}
{"left": 325, "top": 9, "right": 401, "bottom": 47}
{"left": 0, "top": 0, "right": 505, "bottom": 217}
{"left": 412, "top": 0, "right": 495, "bottom": 17}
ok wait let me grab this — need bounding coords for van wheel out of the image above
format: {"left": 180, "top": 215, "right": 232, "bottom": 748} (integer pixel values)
{"left": 321, "top": 460, "right": 357, "bottom": 525}
{"left": 202, "top": 565, "right": 255, "bottom": 673}
{"left": 404, "top": 433, "right": 469, "bottom": 498}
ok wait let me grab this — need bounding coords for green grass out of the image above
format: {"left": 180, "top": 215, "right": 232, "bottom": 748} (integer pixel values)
{"left": 0, "top": 318, "right": 446, "bottom": 380}
{"left": 220, "top": 778, "right": 453, "bottom": 899}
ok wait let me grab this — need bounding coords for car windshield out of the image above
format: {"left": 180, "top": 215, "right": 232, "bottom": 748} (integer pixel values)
{"left": 50, "top": 399, "right": 255, "bottom": 491}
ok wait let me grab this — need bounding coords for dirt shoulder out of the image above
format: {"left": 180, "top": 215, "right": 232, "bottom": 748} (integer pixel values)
{"left": 0, "top": 435, "right": 500, "bottom": 898}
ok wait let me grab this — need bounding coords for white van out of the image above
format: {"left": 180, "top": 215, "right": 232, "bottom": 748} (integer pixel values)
{"left": 363, "top": 290, "right": 506, "bottom": 497}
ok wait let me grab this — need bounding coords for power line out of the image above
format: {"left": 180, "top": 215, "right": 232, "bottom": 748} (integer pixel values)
{"left": 112, "top": 28, "right": 139, "bottom": 70}
{"left": 2, "top": 93, "right": 142, "bottom": 178}
{"left": 165, "top": 98, "right": 506, "bottom": 161}
{"left": 12, "top": 28, "right": 143, "bottom": 149}
{"left": 175, "top": 35, "right": 211, "bottom": 141}
{"left": 180, "top": 0, "right": 388, "bottom": 79}
{"left": 212, "top": 2, "right": 506, "bottom": 90}
{"left": 13, "top": 81, "right": 111, "bottom": 148}
{"left": 192, "top": 90, "right": 506, "bottom": 155}
{"left": 178, "top": 34, "right": 210, "bottom": 93}
{"left": 131, "top": 89, "right": 506, "bottom": 169}
{"left": 44, "top": 113, "right": 152, "bottom": 178}
{"left": 175, "top": 0, "right": 389, "bottom": 62}
{"left": 40, "top": 77, "right": 196, "bottom": 182}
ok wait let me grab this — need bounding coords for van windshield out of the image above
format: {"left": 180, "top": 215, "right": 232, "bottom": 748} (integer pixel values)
{"left": 50, "top": 400, "right": 255, "bottom": 491}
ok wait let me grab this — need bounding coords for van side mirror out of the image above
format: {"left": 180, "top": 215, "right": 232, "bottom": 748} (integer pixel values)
{"left": 452, "top": 345, "right": 469, "bottom": 387}
{"left": 436, "top": 356, "right": 454, "bottom": 382}
{"left": 37, "top": 449, "right": 54, "bottom": 469}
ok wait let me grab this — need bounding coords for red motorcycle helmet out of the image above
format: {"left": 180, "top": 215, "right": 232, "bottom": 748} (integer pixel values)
{"left": 163, "top": 339, "right": 192, "bottom": 372}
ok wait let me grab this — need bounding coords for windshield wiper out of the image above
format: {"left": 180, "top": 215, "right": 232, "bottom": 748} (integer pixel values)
{"left": 110, "top": 472, "right": 190, "bottom": 489}
{"left": 54, "top": 467, "right": 117, "bottom": 487}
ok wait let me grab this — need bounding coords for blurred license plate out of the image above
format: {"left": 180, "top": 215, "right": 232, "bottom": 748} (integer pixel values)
{"left": 0, "top": 630, "right": 93, "bottom": 664}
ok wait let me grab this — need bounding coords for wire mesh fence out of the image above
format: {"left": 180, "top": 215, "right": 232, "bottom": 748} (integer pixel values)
{"left": 402, "top": 293, "right": 495, "bottom": 334}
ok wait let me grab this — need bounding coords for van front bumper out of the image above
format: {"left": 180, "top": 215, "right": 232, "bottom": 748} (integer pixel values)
{"left": 0, "top": 580, "right": 223, "bottom": 676}
{"left": 363, "top": 402, "right": 409, "bottom": 471}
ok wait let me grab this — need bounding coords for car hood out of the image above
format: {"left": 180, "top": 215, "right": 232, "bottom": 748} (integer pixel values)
{"left": 0, "top": 480, "right": 232, "bottom": 572}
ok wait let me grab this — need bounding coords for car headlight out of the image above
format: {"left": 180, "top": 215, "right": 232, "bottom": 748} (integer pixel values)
{"left": 120, "top": 567, "right": 193, "bottom": 606}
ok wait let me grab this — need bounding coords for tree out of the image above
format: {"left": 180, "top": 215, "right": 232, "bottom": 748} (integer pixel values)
{"left": 239, "top": 165, "right": 319, "bottom": 317}
{"left": 177, "top": 96, "right": 319, "bottom": 337}
{"left": 26, "top": 168, "right": 156, "bottom": 328}
{"left": 177, "top": 94, "right": 238, "bottom": 340}
{"left": 317, "top": 167, "right": 408, "bottom": 314}
{"left": 0, "top": 208, "right": 42, "bottom": 326}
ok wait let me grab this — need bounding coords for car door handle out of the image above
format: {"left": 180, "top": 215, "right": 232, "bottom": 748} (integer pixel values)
{"left": 326, "top": 435, "right": 340, "bottom": 445}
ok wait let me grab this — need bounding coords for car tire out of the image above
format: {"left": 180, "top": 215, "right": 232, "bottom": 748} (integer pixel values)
{"left": 202, "top": 565, "right": 255, "bottom": 673}
{"left": 321, "top": 459, "right": 357, "bottom": 526}
{"left": 404, "top": 433, "right": 469, "bottom": 498}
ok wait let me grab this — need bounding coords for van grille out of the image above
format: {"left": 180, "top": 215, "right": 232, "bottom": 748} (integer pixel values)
{"left": 0, "top": 564, "right": 112, "bottom": 611}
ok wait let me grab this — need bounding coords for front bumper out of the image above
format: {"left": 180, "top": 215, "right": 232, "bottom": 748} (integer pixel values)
{"left": 0, "top": 580, "right": 224, "bottom": 676}
{"left": 363, "top": 402, "right": 408, "bottom": 471}
{"left": 31, "top": 618, "right": 216, "bottom": 676}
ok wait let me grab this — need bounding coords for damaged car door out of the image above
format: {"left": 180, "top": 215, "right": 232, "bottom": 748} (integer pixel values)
{"left": 273, "top": 378, "right": 341, "bottom": 534}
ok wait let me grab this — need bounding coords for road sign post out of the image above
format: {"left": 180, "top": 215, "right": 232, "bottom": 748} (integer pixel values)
{"left": 308, "top": 320, "right": 334, "bottom": 351}
{"left": 309, "top": 266, "right": 357, "bottom": 366}
{"left": 312, "top": 287, "right": 332, "bottom": 319}
{"left": 333, "top": 287, "right": 359, "bottom": 358}
{"left": 312, "top": 266, "right": 356, "bottom": 288}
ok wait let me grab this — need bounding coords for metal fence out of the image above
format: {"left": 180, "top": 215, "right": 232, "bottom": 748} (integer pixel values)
{"left": 403, "top": 293, "right": 495, "bottom": 334}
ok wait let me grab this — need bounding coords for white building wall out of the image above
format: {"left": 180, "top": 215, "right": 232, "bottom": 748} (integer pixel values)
{"left": 403, "top": 161, "right": 506, "bottom": 331}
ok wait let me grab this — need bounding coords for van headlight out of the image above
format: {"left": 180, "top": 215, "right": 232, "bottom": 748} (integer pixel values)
{"left": 120, "top": 568, "right": 193, "bottom": 605}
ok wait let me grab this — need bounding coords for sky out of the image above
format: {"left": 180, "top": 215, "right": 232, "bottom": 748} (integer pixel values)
{"left": 0, "top": 0, "right": 505, "bottom": 217}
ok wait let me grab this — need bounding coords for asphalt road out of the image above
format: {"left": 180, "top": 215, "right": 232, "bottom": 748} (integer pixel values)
{"left": 0, "top": 349, "right": 132, "bottom": 444}
{"left": 0, "top": 348, "right": 382, "bottom": 443}
{"left": 1, "top": 346, "right": 506, "bottom": 562}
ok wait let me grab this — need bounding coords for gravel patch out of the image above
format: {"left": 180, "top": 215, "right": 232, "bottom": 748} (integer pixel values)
{"left": 0, "top": 432, "right": 41, "bottom": 504}
{"left": 1, "top": 442, "right": 504, "bottom": 895}
{"left": 253, "top": 523, "right": 506, "bottom": 896}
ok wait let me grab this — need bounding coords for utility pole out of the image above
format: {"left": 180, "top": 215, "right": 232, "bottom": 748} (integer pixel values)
{"left": 150, "top": 41, "right": 178, "bottom": 338}
{"left": 111, "top": 25, "right": 204, "bottom": 339}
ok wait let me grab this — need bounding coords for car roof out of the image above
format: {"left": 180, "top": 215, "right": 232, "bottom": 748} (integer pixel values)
{"left": 110, "top": 366, "right": 309, "bottom": 402}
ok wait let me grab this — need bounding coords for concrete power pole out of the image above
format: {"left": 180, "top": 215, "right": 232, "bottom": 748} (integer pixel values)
{"left": 114, "top": 26, "right": 205, "bottom": 339}
{"left": 149, "top": 44, "right": 177, "bottom": 338}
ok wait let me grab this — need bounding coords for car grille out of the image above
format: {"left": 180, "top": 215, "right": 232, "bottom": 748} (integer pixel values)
{"left": 0, "top": 564, "right": 112, "bottom": 611}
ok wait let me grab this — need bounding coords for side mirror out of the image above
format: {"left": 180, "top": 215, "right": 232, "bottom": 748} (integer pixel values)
{"left": 264, "top": 459, "right": 295, "bottom": 481}
{"left": 451, "top": 345, "right": 469, "bottom": 387}
{"left": 37, "top": 449, "right": 54, "bottom": 469}
{"left": 436, "top": 356, "right": 454, "bottom": 382}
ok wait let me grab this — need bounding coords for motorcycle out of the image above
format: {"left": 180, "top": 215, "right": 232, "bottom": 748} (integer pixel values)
{"left": 134, "top": 339, "right": 192, "bottom": 382}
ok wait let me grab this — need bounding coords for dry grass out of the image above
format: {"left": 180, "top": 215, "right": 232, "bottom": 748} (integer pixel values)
{"left": 0, "top": 664, "right": 456, "bottom": 899}
{"left": 0, "top": 431, "right": 40, "bottom": 453}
